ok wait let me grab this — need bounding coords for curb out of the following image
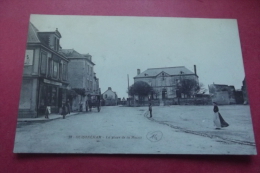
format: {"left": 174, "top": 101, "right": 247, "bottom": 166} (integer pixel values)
{"left": 17, "top": 112, "right": 83, "bottom": 122}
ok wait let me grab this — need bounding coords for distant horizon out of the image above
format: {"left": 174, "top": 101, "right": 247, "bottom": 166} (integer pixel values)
{"left": 30, "top": 15, "right": 245, "bottom": 98}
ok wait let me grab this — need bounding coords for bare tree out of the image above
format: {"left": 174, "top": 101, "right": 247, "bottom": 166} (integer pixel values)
{"left": 180, "top": 79, "right": 200, "bottom": 98}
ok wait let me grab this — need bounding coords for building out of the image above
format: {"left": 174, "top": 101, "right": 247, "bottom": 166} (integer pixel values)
{"left": 19, "top": 22, "right": 69, "bottom": 118}
{"left": 208, "top": 83, "right": 236, "bottom": 104}
{"left": 102, "top": 87, "right": 118, "bottom": 106}
{"left": 133, "top": 66, "right": 199, "bottom": 100}
{"left": 60, "top": 49, "right": 100, "bottom": 111}
{"left": 241, "top": 77, "right": 249, "bottom": 104}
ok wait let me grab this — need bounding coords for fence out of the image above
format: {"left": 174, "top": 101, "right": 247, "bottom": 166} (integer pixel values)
{"left": 127, "top": 97, "right": 212, "bottom": 106}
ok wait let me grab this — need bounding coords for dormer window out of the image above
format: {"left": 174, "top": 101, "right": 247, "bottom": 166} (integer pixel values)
{"left": 53, "top": 37, "right": 60, "bottom": 51}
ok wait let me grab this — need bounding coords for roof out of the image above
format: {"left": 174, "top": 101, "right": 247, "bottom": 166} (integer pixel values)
{"left": 102, "top": 89, "right": 117, "bottom": 95}
{"left": 60, "top": 49, "right": 85, "bottom": 58}
{"left": 60, "top": 49, "right": 95, "bottom": 65}
{"left": 38, "top": 28, "right": 62, "bottom": 38}
{"left": 134, "top": 66, "right": 195, "bottom": 78}
{"left": 27, "top": 22, "right": 41, "bottom": 43}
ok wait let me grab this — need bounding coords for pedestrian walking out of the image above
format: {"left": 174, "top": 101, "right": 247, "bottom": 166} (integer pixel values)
{"left": 149, "top": 103, "right": 152, "bottom": 118}
{"left": 213, "top": 102, "right": 221, "bottom": 129}
{"left": 79, "top": 102, "right": 83, "bottom": 112}
{"left": 88, "top": 98, "right": 92, "bottom": 112}
{"left": 97, "top": 95, "right": 101, "bottom": 112}
{"left": 61, "top": 102, "right": 68, "bottom": 119}
{"left": 213, "top": 102, "right": 229, "bottom": 130}
{"left": 45, "top": 105, "right": 51, "bottom": 119}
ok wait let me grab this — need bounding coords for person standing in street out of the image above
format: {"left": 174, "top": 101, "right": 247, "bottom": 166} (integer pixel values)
{"left": 88, "top": 97, "right": 92, "bottom": 112}
{"left": 213, "top": 102, "right": 222, "bottom": 130}
{"left": 45, "top": 105, "right": 51, "bottom": 119}
{"left": 61, "top": 102, "right": 67, "bottom": 119}
{"left": 66, "top": 99, "right": 71, "bottom": 114}
{"left": 149, "top": 103, "right": 152, "bottom": 118}
{"left": 213, "top": 102, "right": 229, "bottom": 130}
{"left": 85, "top": 99, "right": 88, "bottom": 112}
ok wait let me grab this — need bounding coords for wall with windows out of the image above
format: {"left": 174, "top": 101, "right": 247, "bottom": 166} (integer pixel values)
{"left": 38, "top": 48, "right": 68, "bottom": 82}
{"left": 23, "top": 48, "right": 40, "bottom": 75}
{"left": 68, "top": 59, "right": 84, "bottom": 88}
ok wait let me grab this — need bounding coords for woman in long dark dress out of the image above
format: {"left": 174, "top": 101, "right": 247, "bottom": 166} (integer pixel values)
{"left": 213, "top": 102, "right": 229, "bottom": 129}
{"left": 61, "top": 103, "right": 67, "bottom": 119}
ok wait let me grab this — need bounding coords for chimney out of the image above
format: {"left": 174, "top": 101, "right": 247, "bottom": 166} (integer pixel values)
{"left": 137, "top": 69, "right": 140, "bottom": 75}
{"left": 108, "top": 87, "right": 112, "bottom": 90}
{"left": 194, "top": 65, "right": 197, "bottom": 76}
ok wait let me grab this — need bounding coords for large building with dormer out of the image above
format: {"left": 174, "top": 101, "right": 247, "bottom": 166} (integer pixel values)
{"left": 60, "top": 49, "right": 100, "bottom": 111}
{"left": 19, "top": 22, "right": 69, "bottom": 118}
{"left": 133, "top": 66, "right": 198, "bottom": 100}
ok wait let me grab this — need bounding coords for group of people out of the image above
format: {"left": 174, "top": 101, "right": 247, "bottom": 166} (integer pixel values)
{"left": 45, "top": 100, "right": 71, "bottom": 119}
{"left": 85, "top": 96, "right": 101, "bottom": 112}
{"left": 147, "top": 102, "right": 229, "bottom": 130}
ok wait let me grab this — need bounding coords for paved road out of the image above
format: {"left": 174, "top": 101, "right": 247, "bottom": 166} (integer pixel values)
{"left": 14, "top": 106, "right": 256, "bottom": 154}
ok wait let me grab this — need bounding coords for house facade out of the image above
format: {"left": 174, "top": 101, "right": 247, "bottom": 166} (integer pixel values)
{"left": 19, "top": 23, "right": 69, "bottom": 118}
{"left": 60, "top": 49, "right": 100, "bottom": 111}
{"left": 208, "top": 83, "right": 236, "bottom": 104}
{"left": 102, "top": 87, "right": 118, "bottom": 106}
{"left": 241, "top": 77, "right": 249, "bottom": 104}
{"left": 133, "top": 66, "right": 199, "bottom": 100}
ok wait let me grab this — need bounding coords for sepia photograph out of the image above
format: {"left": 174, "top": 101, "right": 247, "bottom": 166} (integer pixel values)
{"left": 14, "top": 14, "right": 256, "bottom": 154}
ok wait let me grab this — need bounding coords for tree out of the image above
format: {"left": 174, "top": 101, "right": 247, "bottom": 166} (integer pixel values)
{"left": 180, "top": 79, "right": 200, "bottom": 98}
{"left": 198, "top": 83, "right": 208, "bottom": 94}
{"left": 67, "top": 89, "right": 77, "bottom": 100}
{"left": 128, "top": 81, "right": 153, "bottom": 102}
{"left": 72, "top": 88, "right": 86, "bottom": 102}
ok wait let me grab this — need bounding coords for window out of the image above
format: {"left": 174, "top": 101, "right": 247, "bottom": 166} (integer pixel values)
{"left": 53, "top": 61, "right": 58, "bottom": 78}
{"left": 63, "top": 62, "right": 67, "bottom": 80}
{"left": 54, "top": 37, "right": 57, "bottom": 51}
{"left": 48, "top": 58, "right": 52, "bottom": 77}
{"left": 59, "top": 63, "right": 62, "bottom": 80}
{"left": 40, "top": 52, "right": 47, "bottom": 74}
{"left": 51, "top": 86, "right": 57, "bottom": 106}
{"left": 53, "top": 37, "right": 60, "bottom": 51}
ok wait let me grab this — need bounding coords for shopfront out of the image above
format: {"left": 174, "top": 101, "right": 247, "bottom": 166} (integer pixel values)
{"left": 38, "top": 78, "right": 68, "bottom": 115}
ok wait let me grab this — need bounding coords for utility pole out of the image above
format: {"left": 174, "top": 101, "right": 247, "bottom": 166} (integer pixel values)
{"left": 127, "top": 74, "right": 130, "bottom": 106}
{"left": 127, "top": 74, "right": 129, "bottom": 95}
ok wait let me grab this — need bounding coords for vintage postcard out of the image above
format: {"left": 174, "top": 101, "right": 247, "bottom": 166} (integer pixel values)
{"left": 14, "top": 15, "right": 256, "bottom": 154}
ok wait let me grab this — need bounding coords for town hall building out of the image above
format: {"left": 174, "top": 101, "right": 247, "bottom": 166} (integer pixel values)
{"left": 133, "top": 66, "right": 199, "bottom": 100}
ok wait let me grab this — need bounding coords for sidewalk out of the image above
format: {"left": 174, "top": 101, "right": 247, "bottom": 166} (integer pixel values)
{"left": 17, "top": 112, "right": 83, "bottom": 122}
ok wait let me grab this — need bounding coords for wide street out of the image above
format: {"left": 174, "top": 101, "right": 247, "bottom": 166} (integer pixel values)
{"left": 14, "top": 105, "right": 256, "bottom": 154}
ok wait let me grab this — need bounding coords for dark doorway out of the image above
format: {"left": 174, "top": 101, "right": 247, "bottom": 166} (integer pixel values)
{"left": 162, "top": 89, "right": 167, "bottom": 99}
{"left": 58, "top": 88, "right": 62, "bottom": 109}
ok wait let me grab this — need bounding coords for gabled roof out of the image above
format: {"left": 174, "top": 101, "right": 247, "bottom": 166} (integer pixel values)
{"left": 60, "top": 49, "right": 95, "bottom": 65}
{"left": 27, "top": 22, "right": 41, "bottom": 43}
{"left": 60, "top": 49, "right": 85, "bottom": 58}
{"left": 134, "top": 66, "right": 195, "bottom": 78}
{"left": 102, "top": 89, "right": 116, "bottom": 95}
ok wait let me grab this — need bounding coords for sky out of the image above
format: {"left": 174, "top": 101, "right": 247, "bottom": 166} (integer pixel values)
{"left": 30, "top": 15, "right": 245, "bottom": 98}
